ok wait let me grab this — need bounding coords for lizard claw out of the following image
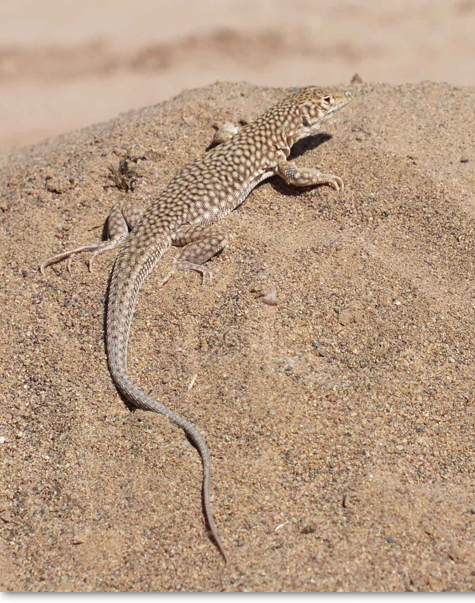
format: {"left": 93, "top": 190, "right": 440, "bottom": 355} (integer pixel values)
{"left": 158, "top": 271, "right": 174, "bottom": 288}
{"left": 332, "top": 177, "right": 344, "bottom": 191}
{"left": 200, "top": 267, "right": 213, "bottom": 285}
{"left": 88, "top": 250, "right": 101, "bottom": 273}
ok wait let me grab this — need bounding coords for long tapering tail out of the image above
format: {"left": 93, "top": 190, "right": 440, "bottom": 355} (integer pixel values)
{"left": 106, "top": 235, "right": 228, "bottom": 563}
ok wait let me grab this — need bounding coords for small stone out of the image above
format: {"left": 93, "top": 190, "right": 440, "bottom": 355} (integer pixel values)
{"left": 312, "top": 341, "right": 327, "bottom": 357}
{"left": 386, "top": 536, "right": 395, "bottom": 543}
{"left": 146, "top": 149, "right": 163, "bottom": 162}
{"left": 45, "top": 176, "right": 72, "bottom": 194}
{"left": 301, "top": 525, "right": 316, "bottom": 534}
{"left": 460, "top": 158, "right": 469, "bottom": 164}
{"left": 71, "top": 529, "right": 91, "bottom": 545}
{"left": 0, "top": 510, "right": 12, "bottom": 523}
{"left": 448, "top": 546, "right": 474, "bottom": 563}
{"left": 338, "top": 308, "right": 358, "bottom": 326}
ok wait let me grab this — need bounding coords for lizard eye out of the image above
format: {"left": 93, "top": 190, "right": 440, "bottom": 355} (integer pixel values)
{"left": 322, "top": 96, "right": 332, "bottom": 106}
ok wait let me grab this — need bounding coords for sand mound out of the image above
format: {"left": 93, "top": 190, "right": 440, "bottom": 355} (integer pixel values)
{"left": 1, "top": 81, "right": 474, "bottom": 591}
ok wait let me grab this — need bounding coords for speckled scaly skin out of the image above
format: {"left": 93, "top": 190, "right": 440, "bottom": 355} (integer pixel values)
{"left": 41, "top": 87, "right": 350, "bottom": 563}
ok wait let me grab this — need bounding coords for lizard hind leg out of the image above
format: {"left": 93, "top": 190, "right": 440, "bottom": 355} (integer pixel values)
{"left": 159, "top": 224, "right": 228, "bottom": 287}
{"left": 39, "top": 202, "right": 144, "bottom": 274}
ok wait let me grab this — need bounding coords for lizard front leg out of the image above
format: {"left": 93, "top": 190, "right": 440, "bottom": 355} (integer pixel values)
{"left": 40, "top": 202, "right": 145, "bottom": 274}
{"left": 276, "top": 158, "right": 344, "bottom": 191}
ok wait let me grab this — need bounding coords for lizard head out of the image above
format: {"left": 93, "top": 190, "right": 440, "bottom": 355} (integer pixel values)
{"left": 290, "top": 87, "right": 351, "bottom": 142}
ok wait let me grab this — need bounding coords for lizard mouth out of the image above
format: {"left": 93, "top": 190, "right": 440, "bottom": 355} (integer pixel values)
{"left": 322, "top": 98, "right": 349, "bottom": 121}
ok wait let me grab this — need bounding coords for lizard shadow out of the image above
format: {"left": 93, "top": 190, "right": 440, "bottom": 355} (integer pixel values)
{"left": 288, "top": 132, "right": 333, "bottom": 161}
{"left": 273, "top": 132, "right": 334, "bottom": 197}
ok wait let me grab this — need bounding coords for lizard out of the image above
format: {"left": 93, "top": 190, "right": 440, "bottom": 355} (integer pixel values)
{"left": 40, "top": 86, "right": 351, "bottom": 564}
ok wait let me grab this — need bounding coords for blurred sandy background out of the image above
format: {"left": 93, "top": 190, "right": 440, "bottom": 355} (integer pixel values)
{"left": 1, "top": 0, "right": 475, "bottom": 151}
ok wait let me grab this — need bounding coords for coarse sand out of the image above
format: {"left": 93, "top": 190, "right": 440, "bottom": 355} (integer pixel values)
{"left": 0, "top": 80, "right": 474, "bottom": 591}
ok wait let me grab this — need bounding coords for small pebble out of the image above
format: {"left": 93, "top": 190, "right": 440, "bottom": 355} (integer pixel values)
{"left": 312, "top": 341, "right": 328, "bottom": 357}
{"left": 338, "top": 308, "right": 357, "bottom": 326}
{"left": 386, "top": 536, "right": 395, "bottom": 544}
{"left": 0, "top": 510, "right": 12, "bottom": 523}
